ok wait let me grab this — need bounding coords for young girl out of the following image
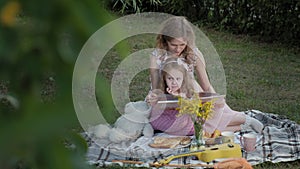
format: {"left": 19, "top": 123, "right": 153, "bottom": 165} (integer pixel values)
{"left": 149, "top": 57, "right": 195, "bottom": 136}
{"left": 149, "top": 57, "right": 263, "bottom": 137}
{"left": 147, "top": 16, "right": 264, "bottom": 134}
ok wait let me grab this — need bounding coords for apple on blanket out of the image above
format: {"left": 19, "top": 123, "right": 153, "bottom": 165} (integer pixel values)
{"left": 88, "top": 101, "right": 154, "bottom": 145}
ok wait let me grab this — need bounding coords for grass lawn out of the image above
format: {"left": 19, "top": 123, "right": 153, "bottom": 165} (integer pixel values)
{"left": 203, "top": 28, "right": 300, "bottom": 124}
{"left": 97, "top": 26, "right": 300, "bottom": 168}
{"left": 201, "top": 28, "right": 300, "bottom": 169}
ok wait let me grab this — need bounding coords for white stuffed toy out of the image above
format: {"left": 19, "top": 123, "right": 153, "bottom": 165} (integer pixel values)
{"left": 89, "top": 101, "right": 154, "bottom": 145}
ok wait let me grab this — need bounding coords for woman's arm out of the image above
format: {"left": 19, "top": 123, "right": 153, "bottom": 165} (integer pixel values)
{"left": 192, "top": 51, "right": 215, "bottom": 93}
{"left": 150, "top": 54, "right": 159, "bottom": 90}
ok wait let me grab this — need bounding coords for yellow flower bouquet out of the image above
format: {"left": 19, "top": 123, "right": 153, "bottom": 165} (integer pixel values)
{"left": 176, "top": 92, "right": 215, "bottom": 149}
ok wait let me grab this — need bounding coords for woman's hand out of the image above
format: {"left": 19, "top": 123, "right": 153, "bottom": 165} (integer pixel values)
{"left": 146, "top": 91, "right": 158, "bottom": 106}
{"left": 186, "top": 53, "right": 197, "bottom": 65}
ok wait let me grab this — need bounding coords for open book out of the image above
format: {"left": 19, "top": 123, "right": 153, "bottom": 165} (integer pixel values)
{"left": 157, "top": 92, "right": 226, "bottom": 104}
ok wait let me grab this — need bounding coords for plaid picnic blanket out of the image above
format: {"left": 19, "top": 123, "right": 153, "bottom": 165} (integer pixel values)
{"left": 240, "top": 110, "right": 300, "bottom": 165}
{"left": 83, "top": 109, "right": 300, "bottom": 167}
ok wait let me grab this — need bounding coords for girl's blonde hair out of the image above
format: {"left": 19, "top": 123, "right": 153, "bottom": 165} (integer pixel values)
{"left": 156, "top": 16, "right": 196, "bottom": 59}
{"left": 158, "top": 58, "right": 194, "bottom": 98}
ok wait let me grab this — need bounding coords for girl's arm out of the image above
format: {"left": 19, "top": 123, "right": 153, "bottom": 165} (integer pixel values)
{"left": 147, "top": 90, "right": 179, "bottom": 109}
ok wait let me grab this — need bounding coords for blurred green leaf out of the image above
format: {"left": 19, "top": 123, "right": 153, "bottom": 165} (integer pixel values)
{"left": 0, "top": 0, "right": 120, "bottom": 168}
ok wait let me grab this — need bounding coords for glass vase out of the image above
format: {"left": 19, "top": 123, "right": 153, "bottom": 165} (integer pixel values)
{"left": 190, "top": 121, "right": 204, "bottom": 151}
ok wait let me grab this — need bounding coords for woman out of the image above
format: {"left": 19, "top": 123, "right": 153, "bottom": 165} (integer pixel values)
{"left": 147, "top": 16, "right": 263, "bottom": 134}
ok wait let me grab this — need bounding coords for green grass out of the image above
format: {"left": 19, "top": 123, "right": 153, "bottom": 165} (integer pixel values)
{"left": 202, "top": 28, "right": 300, "bottom": 124}
{"left": 202, "top": 28, "right": 300, "bottom": 169}
{"left": 97, "top": 28, "right": 300, "bottom": 168}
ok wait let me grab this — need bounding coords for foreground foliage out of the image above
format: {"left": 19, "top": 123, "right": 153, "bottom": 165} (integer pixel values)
{"left": 0, "top": 1, "right": 116, "bottom": 168}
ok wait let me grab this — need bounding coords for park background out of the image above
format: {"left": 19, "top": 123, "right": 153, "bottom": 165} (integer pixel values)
{"left": 0, "top": 0, "right": 299, "bottom": 168}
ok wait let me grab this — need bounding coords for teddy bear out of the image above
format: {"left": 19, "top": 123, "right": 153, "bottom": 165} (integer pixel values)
{"left": 88, "top": 101, "right": 154, "bottom": 147}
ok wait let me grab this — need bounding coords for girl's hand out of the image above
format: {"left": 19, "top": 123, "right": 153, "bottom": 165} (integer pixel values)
{"left": 166, "top": 88, "right": 185, "bottom": 98}
{"left": 166, "top": 87, "right": 178, "bottom": 96}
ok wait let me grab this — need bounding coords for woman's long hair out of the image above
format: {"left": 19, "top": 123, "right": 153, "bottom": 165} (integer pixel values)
{"left": 156, "top": 16, "right": 196, "bottom": 60}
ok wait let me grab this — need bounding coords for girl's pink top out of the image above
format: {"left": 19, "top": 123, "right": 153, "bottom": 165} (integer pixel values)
{"left": 150, "top": 108, "right": 194, "bottom": 136}
{"left": 149, "top": 101, "right": 239, "bottom": 136}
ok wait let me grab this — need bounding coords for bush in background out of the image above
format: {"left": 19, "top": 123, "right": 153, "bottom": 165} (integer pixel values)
{"left": 107, "top": 0, "right": 300, "bottom": 46}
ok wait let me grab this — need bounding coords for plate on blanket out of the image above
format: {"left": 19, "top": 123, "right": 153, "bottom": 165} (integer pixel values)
{"left": 148, "top": 136, "right": 191, "bottom": 149}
